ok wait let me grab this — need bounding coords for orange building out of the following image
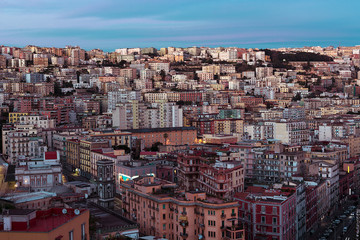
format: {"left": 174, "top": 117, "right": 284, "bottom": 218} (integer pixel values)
{"left": 121, "top": 176, "right": 245, "bottom": 240}
{"left": 126, "top": 127, "right": 197, "bottom": 148}
{"left": 0, "top": 208, "right": 89, "bottom": 240}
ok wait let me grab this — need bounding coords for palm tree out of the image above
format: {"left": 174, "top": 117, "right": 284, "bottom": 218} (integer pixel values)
{"left": 163, "top": 133, "right": 169, "bottom": 145}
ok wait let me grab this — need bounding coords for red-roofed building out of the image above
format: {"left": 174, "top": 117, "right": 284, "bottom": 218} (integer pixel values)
{"left": 234, "top": 187, "right": 297, "bottom": 240}
{"left": 44, "top": 151, "right": 58, "bottom": 160}
{"left": 0, "top": 208, "right": 89, "bottom": 240}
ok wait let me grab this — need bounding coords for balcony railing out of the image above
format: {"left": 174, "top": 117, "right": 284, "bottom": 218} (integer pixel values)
{"left": 221, "top": 213, "right": 226, "bottom": 219}
{"left": 180, "top": 233, "right": 188, "bottom": 238}
{"left": 180, "top": 220, "right": 189, "bottom": 227}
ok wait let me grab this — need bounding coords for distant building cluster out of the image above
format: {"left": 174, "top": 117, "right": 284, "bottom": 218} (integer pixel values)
{"left": 0, "top": 44, "right": 360, "bottom": 239}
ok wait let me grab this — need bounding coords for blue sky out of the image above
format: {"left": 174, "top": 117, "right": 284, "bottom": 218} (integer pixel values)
{"left": 1, "top": 0, "right": 360, "bottom": 52}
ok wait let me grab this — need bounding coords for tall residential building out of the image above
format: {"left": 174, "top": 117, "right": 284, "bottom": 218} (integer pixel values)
{"left": 148, "top": 62, "right": 170, "bottom": 73}
{"left": 112, "top": 100, "right": 146, "bottom": 129}
{"left": 198, "top": 161, "right": 244, "bottom": 199}
{"left": 107, "top": 90, "right": 141, "bottom": 113}
{"left": 144, "top": 102, "right": 183, "bottom": 128}
{"left": 235, "top": 186, "right": 297, "bottom": 240}
{"left": 79, "top": 138, "right": 111, "bottom": 179}
{"left": 121, "top": 176, "right": 244, "bottom": 240}
{"left": 271, "top": 120, "right": 309, "bottom": 146}
{"left": 6, "top": 128, "right": 47, "bottom": 164}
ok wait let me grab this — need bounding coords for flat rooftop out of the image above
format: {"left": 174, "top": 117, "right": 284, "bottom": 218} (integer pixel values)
{"left": 2, "top": 191, "right": 56, "bottom": 204}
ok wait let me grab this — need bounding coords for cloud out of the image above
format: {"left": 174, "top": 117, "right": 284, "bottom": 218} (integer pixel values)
{"left": 1, "top": 0, "right": 360, "bottom": 50}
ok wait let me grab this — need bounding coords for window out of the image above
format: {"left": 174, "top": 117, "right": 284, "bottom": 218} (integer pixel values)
{"left": 273, "top": 217, "right": 277, "bottom": 224}
{"left": 69, "top": 230, "right": 74, "bottom": 240}
{"left": 273, "top": 227, "right": 277, "bottom": 233}
{"left": 261, "top": 206, "right": 265, "bottom": 213}
{"left": 272, "top": 207, "right": 277, "bottom": 214}
{"left": 261, "top": 216, "right": 266, "bottom": 224}
{"left": 163, "top": 224, "right": 166, "bottom": 230}
{"left": 163, "top": 204, "right": 166, "bottom": 209}
{"left": 81, "top": 223, "right": 86, "bottom": 240}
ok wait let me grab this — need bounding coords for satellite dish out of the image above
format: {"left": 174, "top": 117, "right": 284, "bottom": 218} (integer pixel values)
{"left": 62, "top": 209, "right": 67, "bottom": 214}
{"left": 74, "top": 209, "right": 80, "bottom": 215}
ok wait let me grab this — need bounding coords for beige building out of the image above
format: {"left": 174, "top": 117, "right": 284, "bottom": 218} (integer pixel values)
{"left": 271, "top": 120, "right": 309, "bottom": 146}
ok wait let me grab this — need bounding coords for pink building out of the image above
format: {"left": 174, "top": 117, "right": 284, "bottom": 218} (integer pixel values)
{"left": 199, "top": 161, "right": 244, "bottom": 199}
{"left": 122, "top": 176, "right": 245, "bottom": 240}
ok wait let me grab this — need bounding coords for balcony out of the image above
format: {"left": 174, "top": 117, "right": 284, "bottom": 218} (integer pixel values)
{"left": 181, "top": 211, "right": 187, "bottom": 216}
{"left": 170, "top": 207, "right": 174, "bottom": 211}
{"left": 180, "top": 233, "right": 188, "bottom": 238}
{"left": 199, "top": 223, "right": 205, "bottom": 228}
{"left": 175, "top": 209, "right": 178, "bottom": 213}
{"left": 226, "top": 225, "right": 245, "bottom": 240}
{"left": 231, "top": 213, "right": 236, "bottom": 217}
{"left": 180, "top": 220, "right": 189, "bottom": 227}
{"left": 221, "top": 213, "right": 226, "bottom": 219}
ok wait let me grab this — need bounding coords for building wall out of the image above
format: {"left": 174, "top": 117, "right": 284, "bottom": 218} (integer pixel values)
{"left": 122, "top": 182, "right": 242, "bottom": 240}
{"left": 129, "top": 128, "right": 196, "bottom": 148}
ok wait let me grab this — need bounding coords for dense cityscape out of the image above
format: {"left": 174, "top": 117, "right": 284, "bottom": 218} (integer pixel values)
{"left": 0, "top": 44, "right": 360, "bottom": 240}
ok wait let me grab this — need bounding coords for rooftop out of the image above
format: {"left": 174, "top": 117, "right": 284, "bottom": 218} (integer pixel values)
{"left": 0, "top": 208, "right": 88, "bottom": 232}
{"left": 2, "top": 191, "right": 56, "bottom": 204}
{"left": 125, "top": 126, "right": 196, "bottom": 133}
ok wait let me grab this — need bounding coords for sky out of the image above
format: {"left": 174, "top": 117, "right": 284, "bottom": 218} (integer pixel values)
{"left": 1, "top": 0, "right": 360, "bottom": 52}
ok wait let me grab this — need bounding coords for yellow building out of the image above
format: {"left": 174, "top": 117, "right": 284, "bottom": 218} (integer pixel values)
{"left": 342, "top": 135, "right": 360, "bottom": 158}
{"left": 213, "top": 119, "right": 244, "bottom": 135}
{"left": 9, "top": 112, "right": 28, "bottom": 123}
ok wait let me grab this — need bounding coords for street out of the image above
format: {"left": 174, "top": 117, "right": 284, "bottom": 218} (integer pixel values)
{"left": 310, "top": 199, "right": 358, "bottom": 240}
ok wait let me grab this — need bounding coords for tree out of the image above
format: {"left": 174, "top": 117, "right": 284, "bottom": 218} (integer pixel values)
{"left": 159, "top": 70, "right": 166, "bottom": 81}
{"left": 163, "top": 133, "right": 169, "bottom": 145}
{"left": 113, "top": 145, "right": 131, "bottom": 154}
{"left": 292, "top": 92, "right": 302, "bottom": 102}
{"left": 150, "top": 142, "right": 163, "bottom": 152}
{"left": 53, "top": 81, "right": 63, "bottom": 96}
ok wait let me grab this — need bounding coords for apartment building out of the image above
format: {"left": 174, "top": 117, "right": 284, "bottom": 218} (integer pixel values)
{"left": 19, "top": 115, "right": 55, "bottom": 129}
{"left": 112, "top": 100, "right": 146, "bottom": 129}
{"left": 121, "top": 176, "right": 244, "bottom": 240}
{"left": 198, "top": 161, "right": 244, "bottom": 199}
{"left": 79, "top": 138, "right": 111, "bottom": 179}
{"left": 271, "top": 120, "right": 309, "bottom": 146}
{"left": 235, "top": 186, "right": 297, "bottom": 240}
{"left": 6, "top": 128, "right": 47, "bottom": 164}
